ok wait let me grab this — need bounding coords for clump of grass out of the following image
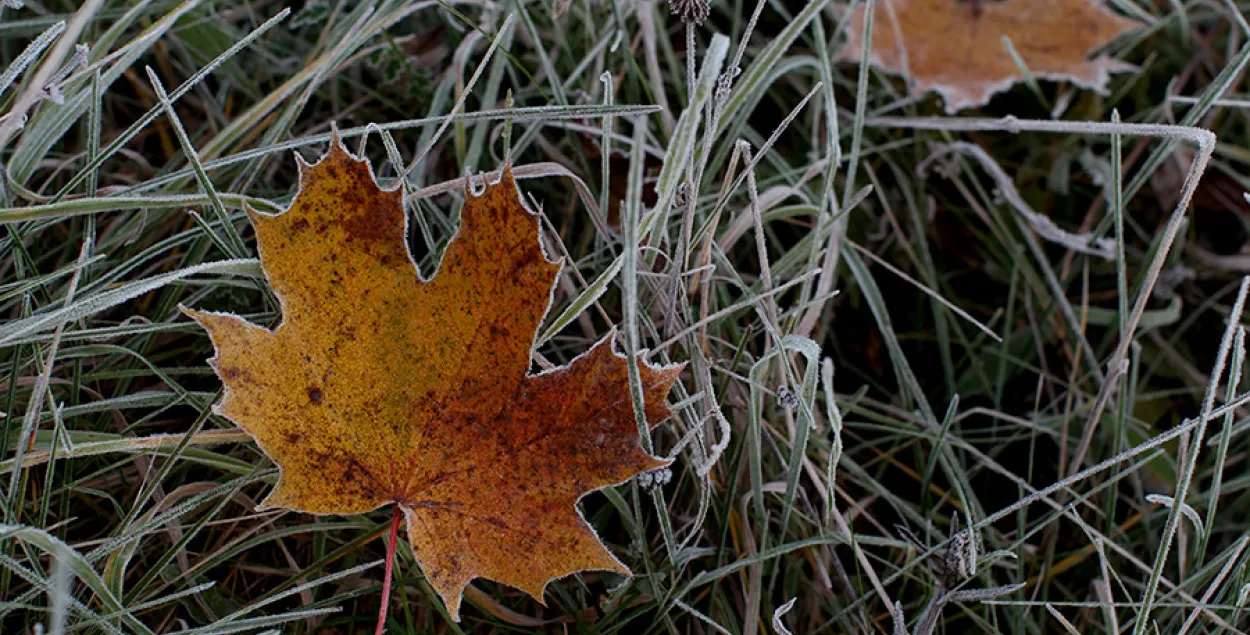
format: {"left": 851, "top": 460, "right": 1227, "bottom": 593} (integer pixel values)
{"left": 1, "top": 1, "right": 1249, "bottom": 634}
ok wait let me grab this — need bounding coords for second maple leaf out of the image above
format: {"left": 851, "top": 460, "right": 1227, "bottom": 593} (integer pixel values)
{"left": 838, "top": 0, "right": 1143, "bottom": 113}
{"left": 183, "top": 138, "right": 681, "bottom": 620}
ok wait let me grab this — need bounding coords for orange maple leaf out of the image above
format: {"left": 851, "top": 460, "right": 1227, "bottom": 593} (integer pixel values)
{"left": 181, "top": 137, "right": 682, "bottom": 620}
{"left": 836, "top": 0, "right": 1143, "bottom": 113}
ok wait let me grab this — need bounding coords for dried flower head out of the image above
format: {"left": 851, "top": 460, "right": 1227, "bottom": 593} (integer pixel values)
{"left": 673, "top": 182, "right": 691, "bottom": 210}
{"left": 670, "top": 0, "right": 710, "bottom": 24}
{"left": 638, "top": 466, "right": 673, "bottom": 490}
{"left": 776, "top": 386, "right": 799, "bottom": 409}
{"left": 944, "top": 518, "right": 978, "bottom": 583}
{"left": 896, "top": 513, "right": 981, "bottom": 588}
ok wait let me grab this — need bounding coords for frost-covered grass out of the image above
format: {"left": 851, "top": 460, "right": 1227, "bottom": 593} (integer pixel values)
{"left": 2, "top": 0, "right": 1250, "bottom": 633}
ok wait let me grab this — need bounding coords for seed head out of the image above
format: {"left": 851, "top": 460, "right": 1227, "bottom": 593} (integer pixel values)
{"left": 776, "top": 386, "right": 799, "bottom": 409}
{"left": 670, "top": 0, "right": 710, "bottom": 24}
{"left": 637, "top": 466, "right": 673, "bottom": 490}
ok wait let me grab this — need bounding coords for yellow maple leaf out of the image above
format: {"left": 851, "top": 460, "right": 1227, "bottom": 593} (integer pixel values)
{"left": 182, "top": 137, "right": 682, "bottom": 620}
{"left": 837, "top": 0, "right": 1143, "bottom": 113}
